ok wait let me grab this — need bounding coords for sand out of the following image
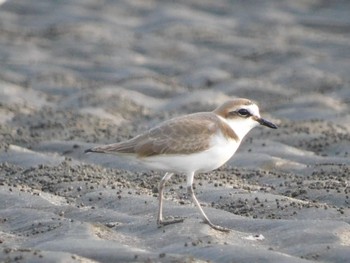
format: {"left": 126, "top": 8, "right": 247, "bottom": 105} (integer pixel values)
{"left": 0, "top": 0, "right": 349, "bottom": 262}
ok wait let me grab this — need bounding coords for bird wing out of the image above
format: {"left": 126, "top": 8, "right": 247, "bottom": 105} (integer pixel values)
{"left": 90, "top": 112, "right": 222, "bottom": 157}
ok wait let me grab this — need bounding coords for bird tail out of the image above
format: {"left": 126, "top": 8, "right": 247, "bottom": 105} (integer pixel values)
{"left": 84, "top": 145, "right": 109, "bottom": 154}
{"left": 84, "top": 148, "right": 95, "bottom": 153}
{"left": 84, "top": 142, "right": 135, "bottom": 155}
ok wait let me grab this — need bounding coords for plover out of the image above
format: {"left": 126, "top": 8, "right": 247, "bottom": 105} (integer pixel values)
{"left": 85, "top": 98, "right": 277, "bottom": 231}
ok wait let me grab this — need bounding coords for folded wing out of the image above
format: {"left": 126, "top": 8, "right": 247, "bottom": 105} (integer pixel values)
{"left": 86, "top": 113, "right": 223, "bottom": 157}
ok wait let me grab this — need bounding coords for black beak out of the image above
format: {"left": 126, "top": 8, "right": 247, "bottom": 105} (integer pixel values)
{"left": 257, "top": 117, "right": 278, "bottom": 129}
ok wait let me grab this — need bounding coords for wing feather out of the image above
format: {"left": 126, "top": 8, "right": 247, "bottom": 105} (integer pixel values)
{"left": 90, "top": 112, "right": 222, "bottom": 157}
{"left": 136, "top": 112, "right": 219, "bottom": 157}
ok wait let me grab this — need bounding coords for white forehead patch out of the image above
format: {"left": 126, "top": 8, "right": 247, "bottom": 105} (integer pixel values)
{"left": 240, "top": 103, "right": 260, "bottom": 117}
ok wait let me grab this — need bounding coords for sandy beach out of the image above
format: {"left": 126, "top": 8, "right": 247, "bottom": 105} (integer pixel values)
{"left": 0, "top": 0, "right": 349, "bottom": 262}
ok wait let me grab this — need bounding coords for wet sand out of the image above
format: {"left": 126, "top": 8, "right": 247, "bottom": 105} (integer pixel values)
{"left": 0, "top": 0, "right": 349, "bottom": 262}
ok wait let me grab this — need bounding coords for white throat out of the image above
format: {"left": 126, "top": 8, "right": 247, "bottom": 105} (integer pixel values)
{"left": 217, "top": 115, "right": 258, "bottom": 141}
{"left": 225, "top": 117, "right": 258, "bottom": 140}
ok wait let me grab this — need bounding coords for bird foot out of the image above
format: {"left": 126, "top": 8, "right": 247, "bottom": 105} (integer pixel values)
{"left": 203, "top": 220, "right": 230, "bottom": 232}
{"left": 157, "top": 217, "right": 185, "bottom": 227}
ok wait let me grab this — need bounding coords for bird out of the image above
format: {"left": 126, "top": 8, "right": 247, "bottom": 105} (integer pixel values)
{"left": 85, "top": 98, "right": 277, "bottom": 232}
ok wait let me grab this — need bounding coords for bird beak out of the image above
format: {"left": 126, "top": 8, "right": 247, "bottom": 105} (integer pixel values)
{"left": 255, "top": 116, "right": 278, "bottom": 129}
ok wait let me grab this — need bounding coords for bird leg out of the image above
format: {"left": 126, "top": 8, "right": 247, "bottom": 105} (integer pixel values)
{"left": 157, "top": 172, "right": 184, "bottom": 226}
{"left": 187, "top": 184, "right": 230, "bottom": 232}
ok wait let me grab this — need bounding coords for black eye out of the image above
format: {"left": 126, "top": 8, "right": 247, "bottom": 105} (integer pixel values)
{"left": 237, "top": 109, "right": 250, "bottom": 116}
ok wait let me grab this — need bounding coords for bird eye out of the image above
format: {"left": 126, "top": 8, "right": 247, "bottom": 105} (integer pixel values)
{"left": 237, "top": 109, "right": 250, "bottom": 116}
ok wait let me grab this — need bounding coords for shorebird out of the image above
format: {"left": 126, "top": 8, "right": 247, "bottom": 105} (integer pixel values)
{"left": 85, "top": 98, "right": 277, "bottom": 231}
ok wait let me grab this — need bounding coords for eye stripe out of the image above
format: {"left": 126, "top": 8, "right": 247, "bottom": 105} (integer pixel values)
{"left": 237, "top": 109, "right": 251, "bottom": 117}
